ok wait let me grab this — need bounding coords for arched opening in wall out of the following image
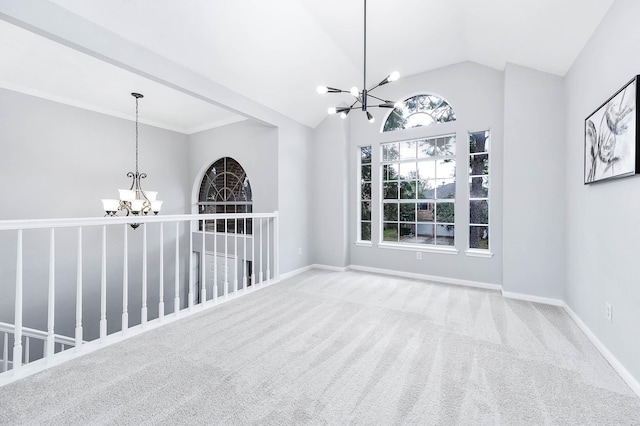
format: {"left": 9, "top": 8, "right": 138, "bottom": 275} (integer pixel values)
{"left": 382, "top": 93, "right": 456, "bottom": 132}
{"left": 196, "top": 157, "right": 254, "bottom": 302}
{"left": 197, "top": 157, "right": 253, "bottom": 234}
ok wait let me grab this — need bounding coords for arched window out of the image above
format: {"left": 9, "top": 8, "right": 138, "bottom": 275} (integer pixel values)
{"left": 198, "top": 157, "right": 252, "bottom": 233}
{"left": 383, "top": 94, "right": 456, "bottom": 132}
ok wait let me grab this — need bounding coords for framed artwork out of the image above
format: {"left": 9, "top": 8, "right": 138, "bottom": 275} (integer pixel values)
{"left": 584, "top": 75, "right": 640, "bottom": 184}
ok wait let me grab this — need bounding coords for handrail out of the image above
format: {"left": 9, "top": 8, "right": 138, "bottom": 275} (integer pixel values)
{"left": 0, "top": 322, "right": 76, "bottom": 346}
{"left": 0, "top": 212, "right": 277, "bottom": 231}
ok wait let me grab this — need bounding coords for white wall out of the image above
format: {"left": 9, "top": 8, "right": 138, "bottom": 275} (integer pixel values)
{"left": 503, "top": 63, "right": 565, "bottom": 299}
{"left": 564, "top": 0, "right": 640, "bottom": 384}
{"left": 318, "top": 62, "right": 505, "bottom": 285}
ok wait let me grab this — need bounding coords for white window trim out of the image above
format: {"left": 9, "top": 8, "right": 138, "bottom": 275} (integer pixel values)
{"left": 355, "top": 241, "right": 373, "bottom": 247}
{"left": 378, "top": 242, "right": 459, "bottom": 255}
{"left": 464, "top": 249, "right": 494, "bottom": 258}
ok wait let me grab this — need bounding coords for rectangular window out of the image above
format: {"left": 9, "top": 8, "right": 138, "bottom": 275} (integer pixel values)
{"left": 358, "top": 146, "right": 372, "bottom": 242}
{"left": 381, "top": 135, "right": 456, "bottom": 247}
{"left": 469, "top": 130, "right": 490, "bottom": 250}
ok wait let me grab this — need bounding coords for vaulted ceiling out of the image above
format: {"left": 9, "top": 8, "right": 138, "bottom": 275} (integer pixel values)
{"left": 0, "top": 0, "right": 615, "bottom": 131}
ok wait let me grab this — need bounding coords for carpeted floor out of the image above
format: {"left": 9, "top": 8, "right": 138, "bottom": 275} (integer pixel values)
{"left": 1, "top": 269, "right": 639, "bottom": 425}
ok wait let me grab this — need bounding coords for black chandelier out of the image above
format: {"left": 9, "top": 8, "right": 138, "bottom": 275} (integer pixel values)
{"left": 101, "top": 93, "right": 162, "bottom": 228}
{"left": 317, "top": 0, "right": 400, "bottom": 123}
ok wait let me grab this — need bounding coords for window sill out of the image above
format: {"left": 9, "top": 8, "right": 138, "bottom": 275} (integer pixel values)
{"left": 355, "top": 241, "right": 373, "bottom": 247}
{"left": 377, "top": 242, "right": 459, "bottom": 255}
{"left": 464, "top": 249, "right": 494, "bottom": 258}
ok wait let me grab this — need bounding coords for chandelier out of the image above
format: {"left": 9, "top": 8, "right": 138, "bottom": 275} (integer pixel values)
{"left": 317, "top": 0, "right": 400, "bottom": 123}
{"left": 101, "top": 93, "right": 162, "bottom": 228}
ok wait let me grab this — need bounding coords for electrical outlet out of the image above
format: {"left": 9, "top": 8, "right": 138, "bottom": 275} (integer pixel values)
{"left": 605, "top": 303, "right": 612, "bottom": 322}
{"left": 416, "top": 251, "right": 422, "bottom": 260}
{"left": 298, "top": 247, "right": 302, "bottom": 256}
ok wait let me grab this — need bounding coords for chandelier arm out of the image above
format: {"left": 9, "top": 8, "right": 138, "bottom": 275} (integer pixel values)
{"left": 367, "top": 93, "right": 390, "bottom": 103}
{"left": 367, "top": 81, "right": 384, "bottom": 92}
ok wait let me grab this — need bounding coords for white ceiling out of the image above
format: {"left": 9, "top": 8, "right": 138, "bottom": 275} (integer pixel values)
{"left": 1, "top": 0, "right": 615, "bottom": 130}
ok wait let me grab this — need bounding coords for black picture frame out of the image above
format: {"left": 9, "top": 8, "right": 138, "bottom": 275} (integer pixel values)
{"left": 584, "top": 75, "right": 640, "bottom": 184}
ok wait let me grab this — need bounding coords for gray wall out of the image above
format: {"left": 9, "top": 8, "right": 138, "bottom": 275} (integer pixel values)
{"left": 0, "top": 88, "right": 190, "bottom": 220}
{"left": 311, "top": 117, "right": 350, "bottom": 268}
{"left": 189, "top": 120, "right": 312, "bottom": 277}
{"left": 564, "top": 0, "right": 640, "bottom": 384}
{"left": 188, "top": 120, "right": 278, "bottom": 214}
{"left": 313, "top": 62, "right": 505, "bottom": 285}
{"left": 0, "top": 88, "right": 191, "bottom": 339}
{"left": 277, "top": 124, "right": 313, "bottom": 274}
{"left": 503, "top": 64, "right": 565, "bottom": 299}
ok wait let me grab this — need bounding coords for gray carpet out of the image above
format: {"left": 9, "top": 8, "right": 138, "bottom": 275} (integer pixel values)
{"left": 1, "top": 269, "right": 639, "bottom": 425}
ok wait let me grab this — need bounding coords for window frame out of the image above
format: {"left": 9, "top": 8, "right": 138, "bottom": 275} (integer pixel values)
{"left": 378, "top": 135, "right": 458, "bottom": 253}
{"left": 381, "top": 93, "right": 457, "bottom": 133}
{"left": 465, "top": 129, "right": 493, "bottom": 258}
{"left": 356, "top": 145, "right": 373, "bottom": 246}
{"left": 197, "top": 157, "right": 253, "bottom": 234}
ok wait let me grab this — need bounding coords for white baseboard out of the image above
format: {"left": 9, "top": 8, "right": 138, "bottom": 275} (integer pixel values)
{"left": 311, "top": 264, "right": 350, "bottom": 273}
{"left": 279, "top": 265, "right": 314, "bottom": 281}
{"left": 501, "top": 290, "right": 564, "bottom": 306}
{"left": 562, "top": 303, "right": 640, "bottom": 399}
{"left": 348, "top": 264, "right": 501, "bottom": 291}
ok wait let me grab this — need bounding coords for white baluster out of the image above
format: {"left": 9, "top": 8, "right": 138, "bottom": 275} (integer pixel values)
{"left": 251, "top": 217, "right": 255, "bottom": 286}
{"left": 243, "top": 217, "right": 247, "bottom": 292}
{"left": 274, "top": 212, "right": 280, "bottom": 280}
{"left": 188, "top": 222, "right": 193, "bottom": 310}
{"left": 159, "top": 222, "right": 164, "bottom": 322}
{"left": 259, "top": 218, "right": 263, "bottom": 284}
{"left": 75, "top": 227, "right": 83, "bottom": 351}
{"left": 122, "top": 225, "right": 129, "bottom": 335}
{"left": 13, "top": 229, "right": 23, "bottom": 373}
{"left": 224, "top": 220, "right": 228, "bottom": 297}
{"left": 201, "top": 219, "right": 206, "bottom": 304}
{"left": 100, "top": 225, "right": 107, "bottom": 341}
{"left": 141, "top": 223, "right": 148, "bottom": 327}
{"left": 46, "top": 228, "right": 55, "bottom": 359}
{"left": 24, "top": 337, "right": 30, "bottom": 364}
{"left": 266, "top": 217, "right": 271, "bottom": 283}
{"left": 234, "top": 219, "right": 238, "bottom": 294}
{"left": 3, "top": 332, "right": 8, "bottom": 372}
{"left": 213, "top": 218, "right": 218, "bottom": 302}
{"left": 174, "top": 222, "right": 180, "bottom": 315}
